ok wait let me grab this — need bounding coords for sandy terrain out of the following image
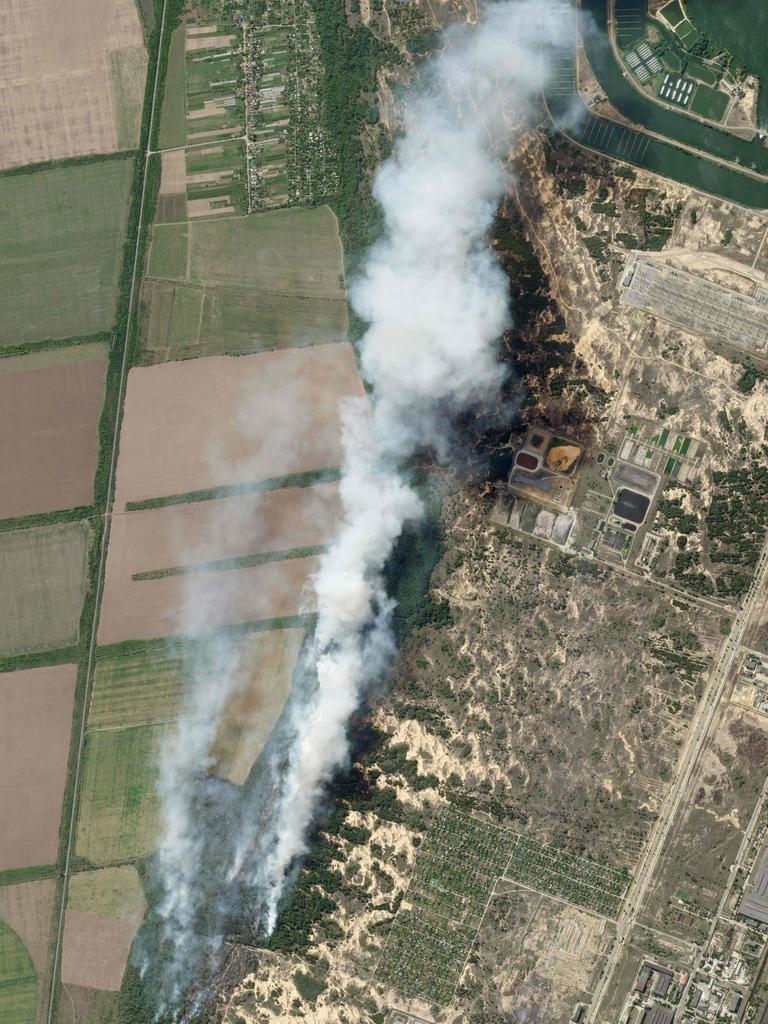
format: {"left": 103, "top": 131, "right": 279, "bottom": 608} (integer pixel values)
{"left": 209, "top": 627, "right": 305, "bottom": 784}
{"left": 97, "top": 554, "right": 321, "bottom": 644}
{"left": 0, "top": 347, "right": 106, "bottom": 519}
{"left": 0, "top": 664, "right": 77, "bottom": 870}
{"left": 0, "top": 879, "right": 56, "bottom": 1024}
{"left": 160, "top": 149, "right": 187, "bottom": 194}
{"left": 98, "top": 482, "right": 339, "bottom": 643}
{"left": 0, "top": 0, "right": 147, "bottom": 168}
{"left": 61, "top": 910, "right": 142, "bottom": 991}
{"left": 113, "top": 344, "right": 365, "bottom": 508}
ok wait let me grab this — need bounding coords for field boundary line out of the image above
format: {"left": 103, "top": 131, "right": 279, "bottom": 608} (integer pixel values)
{"left": 45, "top": 1, "right": 171, "bottom": 1019}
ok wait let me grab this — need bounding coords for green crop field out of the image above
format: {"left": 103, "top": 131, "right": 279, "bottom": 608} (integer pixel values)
{"left": 89, "top": 646, "right": 191, "bottom": 731}
{"left": 142, "top": 206, "right": 348, "bottom": 360}
{"left": 158, "top": 26, "right": 187, "bottom": 149}
{"left": 685, "top": 57, "right": 719, "bottom": 87}
{"left": 690, "top": 83, "right": 729, "bottom": 120}
{"left": 0, "top": 922, "right": 36, "bottom": 1024}
{"left": 148, "top": 223, "right": 188, "bottom": 280}
{"left": 0, "top": 523, "right": 89, "bottom": 657}
{"left": 0, "top": 159, "right": 134, "bottom": 347}
{"left": 75, "top": 725, "right": 162, "bottom": 865}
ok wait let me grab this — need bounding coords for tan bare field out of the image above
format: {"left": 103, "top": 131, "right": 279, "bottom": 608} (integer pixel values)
{"left": 0, "top": 665, "right": 77, "bottom": 870}
{"left": 107, "top": 481, "right": 340, "bottom": 575}
{"left": 185, "top": 33, "right": 237, "bottom": 51}
{"left": 0, "top": 346, "right": 106, "bottom": 519}
{"left": 0, "top": 879, "right": 56, "bottom": 1024}
{"left": 160, "top": 150, "right": 187, "bottom": 194}
{"left": 98, "top": 483, "right": 338, "bottom": 643}
{"left": 98, "top": 554, "right": 320, "bottom": 644}
{"left": 61, "top": 910, "right": 141, "bottom": 991}
{"left": 210, "top": 628, "right": 305, "bottom": 784}
{"left": 113, "top": 344, "right": 364, "bottom": 508}
{"left": 0, "top": 0, "right": 147, "bottom": 168}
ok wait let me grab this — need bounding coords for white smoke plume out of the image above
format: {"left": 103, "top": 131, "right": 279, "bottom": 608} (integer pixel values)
{"left": 144, "top": 0, "right": 574, "bottom": 1012}
{"left": 246, "top": 0, "right": 575, "bottom": 931}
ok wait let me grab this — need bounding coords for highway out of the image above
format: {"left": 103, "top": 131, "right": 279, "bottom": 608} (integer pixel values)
{"left": 588, "top": 539, "right": 768, "bottom": 1022}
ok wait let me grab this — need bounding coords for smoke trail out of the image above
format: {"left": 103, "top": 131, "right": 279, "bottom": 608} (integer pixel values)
{"left": 144, "top": 0, "right": 574, "bottom": 1011}
{"left": 246, "top": 0, "right": 575, "bottom": 931}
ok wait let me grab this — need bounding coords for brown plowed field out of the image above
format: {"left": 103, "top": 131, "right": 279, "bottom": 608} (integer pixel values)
{"left": 113, "top": 344, "right": 365, "bottom": 508}
{"left": 60, "top": 910, "right": 141, "bottom": 992}
{"left": 0, "top": 879, "right": 56, "bottom": 1024}
{"left": 98, "top": 483, "right": 339, "bottom": 644}
{"left": 0, "top": 0, "right": 146, "bottom": 168}
{"left": 0, "top": 347, "right": 106, "bottom": 519}
{"left": 98, "top": 554, "right": 320, "bottom": 644}
{"left": 0, "top": 665, "right": 77, "bottom": 870}
{"left": 106, "top": 481, "right": 340, "bottom": 575}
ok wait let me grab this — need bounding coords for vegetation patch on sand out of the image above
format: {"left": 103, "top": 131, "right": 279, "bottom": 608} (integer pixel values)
{"left": 0, "top": 523, "right": 90, "bottom": 657}
{"left": 142, "top": 206, "right": 348, "bottom": 359}
{"left": 0, "top": 159, "right": 134, "bottom": 347}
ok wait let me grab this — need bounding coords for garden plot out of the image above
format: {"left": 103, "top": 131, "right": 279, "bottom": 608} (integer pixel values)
{"left": 0, "top": 0, "right": 146, "bottom": 168}
{"left": 0, "top": 665, "right": 76, "bottom": 870}
{"left": 0, "top": 343, "right": 106, "bottom": 519}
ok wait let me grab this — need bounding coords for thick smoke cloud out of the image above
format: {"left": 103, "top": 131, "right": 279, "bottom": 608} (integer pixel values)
{"left": 145, "top": 0, "right": 574, "bottom": 1013}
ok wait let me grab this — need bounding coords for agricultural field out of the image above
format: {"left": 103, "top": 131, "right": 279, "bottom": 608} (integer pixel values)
{"left": 98, "top": 482, "right": 338, "bottom": 643}
{"left": 0, "top": 665, "right": 77, "bottom": 870}
{"left": 0, "top": 343, "right": 107, "bottom": 519}
{"left": 98, "top": 553, "right": 320, "bottom": 643}
{"left": 158, "top": 26, "right": 187, "bottom": 150}
{"left": 113, "top": 343, "right": 362, "bottom": 508}
{"left": 156, "top": 149, "right": 188, "bottom": 223}
{"left": 690, "top": 82, "right": 730, "bottom": 120}
{"left": 141, "top": 205, "right": 347, "bottom": 359}
{"left": 0, "top": 880, "right": 56, "bottom": 1024}
{"left": 0, "top": 0, "right": 146, "bottom": 168}
{"left": 75, "top": 724, "right": 163, "bottom": 866}
{"left": 0, "top": 921, "right": 37, "bottom": 1024}
{"left": 62, "top": 866, "right": 146, "bottom": 991}
{"left": 0, "top": 159, "right": 134, "bottom": 346}
{"left": 0, "top": 523, "right": 89, "bottom": 656}
{"left": 90, "top": 627, "right": 305, "bottom": 785}
{"left": 640, "top": 701, "right": 768, "bottom": 944}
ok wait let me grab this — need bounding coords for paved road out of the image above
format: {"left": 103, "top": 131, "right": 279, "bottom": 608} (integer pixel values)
{"left": 589, "top": 540, "right": 768, "bottom": 1021}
